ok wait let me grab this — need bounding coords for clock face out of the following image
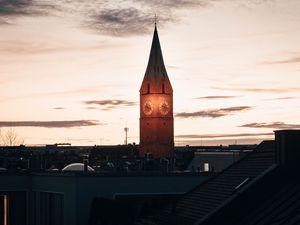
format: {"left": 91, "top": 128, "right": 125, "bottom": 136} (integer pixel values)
{"left": 159, "top": 101, "right": 169, "bottom": 115}
{"left": 143, "top": 101, "right": 153, "bottom": 115}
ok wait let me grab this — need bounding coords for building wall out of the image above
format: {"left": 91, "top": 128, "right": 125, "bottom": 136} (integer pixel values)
{"left": 75, "top": 175, "right": 208, "bottom": 225}
{"left": 188, "top": 152, "right": 242, "bottom": 172}
{"left": 31, "top": 174, "right": 77, "bottom": 225}
{"left": 0, "top": 173, "right": 208, "bottom": 225}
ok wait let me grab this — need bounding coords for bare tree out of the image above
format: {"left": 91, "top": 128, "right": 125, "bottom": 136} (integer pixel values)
{"left": 1, "top": 128, "right": 24, "bottom": 146}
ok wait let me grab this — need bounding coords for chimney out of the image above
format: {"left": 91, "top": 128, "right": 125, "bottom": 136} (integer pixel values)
{"left": 275, "top": 130, "right": 300, "bottom": 170}
{"left": 83, "top": 159, "right": 88, "bottom": 172}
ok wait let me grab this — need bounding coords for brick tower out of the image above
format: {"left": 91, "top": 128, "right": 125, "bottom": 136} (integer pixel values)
{"left": 139, "top": 24, "right": 174, "bottom": 158}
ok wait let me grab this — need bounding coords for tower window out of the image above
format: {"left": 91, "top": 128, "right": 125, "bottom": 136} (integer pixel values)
{"left": 147, "top": 83, "right": 150, "bottom": 94}
{"left": 162, "top": 83, "right": 165, "bottom": 93}
{"left": 204, "top": 163, "right": 210, "bottom": 172}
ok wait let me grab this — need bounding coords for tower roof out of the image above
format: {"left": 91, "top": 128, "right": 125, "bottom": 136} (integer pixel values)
{"left": 143, "top": 25, "right": 169, "bottom": 86}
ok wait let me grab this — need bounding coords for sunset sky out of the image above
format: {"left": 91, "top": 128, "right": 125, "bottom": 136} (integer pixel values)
{"left": 0, "top": 0, "right": 300, "bottom": 146}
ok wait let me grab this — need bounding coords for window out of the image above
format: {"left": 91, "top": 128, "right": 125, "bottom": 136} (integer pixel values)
{"left": 147, "top": 83, "right": 150, "bottom": 94}
{"left": 204, "top": 163, "right": 209, "bottom": 172}
{"left": 2, "top": 192, "right": 26, "bottom": 225}
{"left": 162, "top": 83, "right": 165, "bottom": 93}
{"left": 0, "top": 195, "right": 8, "bottom": 225}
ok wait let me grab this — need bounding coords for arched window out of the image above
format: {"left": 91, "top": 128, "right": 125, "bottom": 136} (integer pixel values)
{"left": 162, "top": 83, "right": 165, "bottom": 93}
{"left": 147, "top": 83, "right": 150, "bottom": 94}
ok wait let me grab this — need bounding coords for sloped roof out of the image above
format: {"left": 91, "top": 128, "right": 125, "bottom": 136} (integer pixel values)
{"left": 219, "top": 173, "right": 300, "bottom": 225}
{"left": 136, "top": 140, "right": 276, "bottom": 225}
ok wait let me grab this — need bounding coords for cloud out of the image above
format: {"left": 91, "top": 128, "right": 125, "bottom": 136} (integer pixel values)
{"left": 0, "top": 0, "right": 279, "bottom": 36}
{"left": 176, "top": 132, "right": 273, "bottom": 139}
{"left": 195, "top": 96, "right": 238, "bottom": 100}
{"left": 0, "top": 0, "right": 35, "bottom": 16}
{"left": 75, "top": 0, "right": 210, "bottom": 36}
{"left": 87, "top": 7, "right": 174, "bottom": 36}
{"left": 85, "top": 107, "right": 97, "bottom": 110}
{"left": 263, "top": 56, "right": 300, "bottom": 64}
{"left": 166, "top": 65, "right": 180, "bottom": 70}
{"left": 0, "top": 0, "right": 212, "bottom": 36}
{"left": 267, "top": 97, "right": 296, "bottom": 101}
{"left": 240, "top": 122, "right": 300, "bottom": 129}
{"left": 176, "top": 106, "right": 252, "bottom": 119}
{"left": 83, "top": 99, "right": 137, "bottom": 110}
{"left": 45, "top": 85, "right": 121, "bottom": 96}
{"left": 2, "top": 85, "right": 123, "bottom": 102}
{"left": 0, "top": 120, "right": 103, "bottom": 128}
{"left": 0, "top": 18, "right": 9, "bottom": 24}
{"left": 0, "top": 40, "right": 116, "bottom": 55}
{"left": 213, "top": 86, "right": 300, "bottom": 93}
{"left": 175, "top": 138, "right": 271, "bottom": 146}
{"left": 0, "top": 0, "right": 56, "bottom": 17}
{"left": 136, "top": 0, "right": 207, "bottom": 8}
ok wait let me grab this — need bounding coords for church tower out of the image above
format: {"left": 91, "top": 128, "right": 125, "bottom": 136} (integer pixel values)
{"left": 139, "top": 24, "right": 174, "bottom": 158}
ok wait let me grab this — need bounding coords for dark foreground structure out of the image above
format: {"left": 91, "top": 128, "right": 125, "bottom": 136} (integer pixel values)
{"left": 0, "top": 171, "right": 210, "bottom": 225}
{"left": 1, "top": 130, "right": 299, "bottom": 225}
{"left": 136, "top": 130, "right": 300, "bottom": 225}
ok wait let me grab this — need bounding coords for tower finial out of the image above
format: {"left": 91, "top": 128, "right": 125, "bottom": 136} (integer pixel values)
{"left": 154, "top": 14, "right": 157, "bottom": 27}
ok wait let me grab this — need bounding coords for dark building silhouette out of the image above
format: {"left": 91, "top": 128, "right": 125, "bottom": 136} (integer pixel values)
{"left": 0, "top": 170, "right": 209, "bottom": 225}
{"left": 2, "top": 131, "right": 299, "bottom": 225}
{"left": 0, "top": 143, "right": 253, "bottom": 225}
{"left": 139, "top": 24, "right": 174, "bottom": 158}
{"left": 135, "top": 130, "right": 300, "bottom": 225}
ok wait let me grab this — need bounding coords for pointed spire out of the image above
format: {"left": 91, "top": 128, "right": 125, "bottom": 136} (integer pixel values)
{"left": 143, "top": 24, "right": 169, "bottom": 86}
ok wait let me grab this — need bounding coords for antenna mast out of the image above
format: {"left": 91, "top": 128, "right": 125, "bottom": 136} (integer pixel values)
{"left": 124, "top": 127, "right": 129, "bottom": 145}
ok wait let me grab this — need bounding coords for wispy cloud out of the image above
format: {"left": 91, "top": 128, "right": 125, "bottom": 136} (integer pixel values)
{"left": 263, "top": 56, "right": 300, "bottom": 64}
{"left": 73, "top": 0, "right": 209, "bottom": 36}
{"left": 176, "top": 138, "right": 270, "bottom": 146}
{"left": 0, "top": 0, "right": 37, "bottom": 16}
{"left": 85, "top": 106, "right": 97, "bottom": 110}
{"left": 0, "top": 120, "right": 103, "bottom": 128}
{"left": 213, "top": 86, "right": 300, "bottom": 93}
{"left": 195, "top": 95, "right": 238, "bottom": 100}
{"left": 43, "top": 85, "right": 123, "bottom": 96}
{"left": 88, "top": 8, "right": 174, "bottom": 36}
{"left": 1, "top": 85, "right": 123, "bottom": 102}
{"left": 240, "top": 122, "right": 300, "bottom": 129}
{"left": 266, "top": 97, "right": 296, "bottom": 101}
{"left": 136, "top": 0, "right": 208, "bottom": 8}
{"left": 0, "top": 40, "right": 116, "bottom": 55}
{"left": 176, "top": 132, "right": 273, "bottom": 139}
{"left": 166, "top": 65, "right": 180, "bottom": 70}
{"left": 0, "top": 0, "right": 280, "bottom": 36}
{"left": 83, "top": 99, "right": 137, "bottom": 110}
{"left": 176, "top": 106, "right": 252, "bottom": 119}
{"left": 0, "top": 0, "right": 56, "bottom": 17}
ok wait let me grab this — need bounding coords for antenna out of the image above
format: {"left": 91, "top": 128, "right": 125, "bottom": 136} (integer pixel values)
{"left": 124, "top": 127, "right": 129, "bottom": 145}
{"left": 154, "top": 14, "right": 157, "bottom": 26}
